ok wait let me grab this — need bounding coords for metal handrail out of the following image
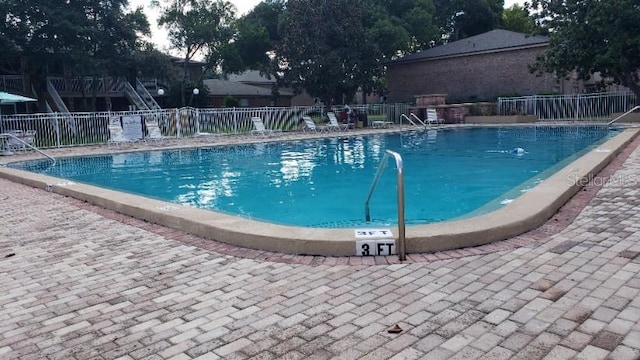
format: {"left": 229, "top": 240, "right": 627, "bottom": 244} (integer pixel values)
{"left": 410, "top": 113, "right": 427, "bottom": 127}
{"left": 400, "top": 114, "right": 421, "bottom": 128}
{"left": 124, "top": 81, "right": 150, "bottom": 110}
{"left": 1, "top": 133, "right": 56, "bottom": 166}
{"left": 364, "top": 150, "right": 406, "bottom": 261}
{"left": 608, "top": 105, "right": 640, "bottom": 126}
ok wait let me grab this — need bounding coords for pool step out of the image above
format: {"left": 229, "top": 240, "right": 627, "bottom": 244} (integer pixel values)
{"left": 354, "top": 228, "right": 396, "bottom": 256}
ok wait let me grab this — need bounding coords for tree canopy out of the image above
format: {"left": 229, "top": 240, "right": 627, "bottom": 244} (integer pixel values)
{"left": 433, "top": 0, "right": 504, "bottom": 43}
{"left": 0, "top": 0, "right": 152, "bottom": 110}
{"left": 223, "top": 0, "right": 439, "bottom": 106}
{"left": 501, "top": 4, "right": 541, "bottom": 35}
{"left": 157, "top": 0, "right": 236, "bottom": 106}
{"left": 530, "top": 0, "right": 640, "bottom": 99}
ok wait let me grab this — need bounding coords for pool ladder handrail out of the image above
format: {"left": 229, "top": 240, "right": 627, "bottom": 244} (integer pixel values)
{"left": 400, "top": 113, "right": 426, "bottom": 128}
{"left": 364, "top": 150, "right": 406, "bottom": 261}
{"left": 1, "top": 133, "right": 56, "bottom": 166}
{"left": 608, "top": 105, "right": 640, "bottom": 126}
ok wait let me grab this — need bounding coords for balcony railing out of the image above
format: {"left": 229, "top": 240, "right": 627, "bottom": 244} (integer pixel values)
{"left": 0, "top": 75, "right": 26, "bottom": 93}
{"left": 47, "top": 76, "right": 126, "bottom": 95}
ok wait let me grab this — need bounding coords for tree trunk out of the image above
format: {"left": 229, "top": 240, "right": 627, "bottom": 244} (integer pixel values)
{"left": 616, "top": 71, "right": 640, "bottom": 104}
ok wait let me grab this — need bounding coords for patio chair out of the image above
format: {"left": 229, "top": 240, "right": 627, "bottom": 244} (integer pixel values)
{"left": 326, "top": 112, "right": 350, "bottom": 131}
{"left": 426, "top": 108, "right": 445, "bottom": 125}
{"left": 302, "top": 116, "right": 329, "bottom": 133}
{"left": 251, "top": 116, "right": 281, "bottom": 137}
{"left": 5, "top": 130, "right": 36, "bottom": 152}
{"left": 144, "top": 121, "right": 167, "bottom": 144}
{"left": 107, "top": 124, "right": 132, "bottom": 147}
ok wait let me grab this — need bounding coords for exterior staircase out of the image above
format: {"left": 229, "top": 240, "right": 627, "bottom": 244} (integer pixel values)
{"left": 46, "top": 79, "right": 77, "bottom": 134}
{"left": 136, "top": 79, "right": 162, "bottom": 110}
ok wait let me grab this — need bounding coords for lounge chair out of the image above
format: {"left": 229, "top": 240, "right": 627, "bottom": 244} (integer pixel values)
{"left": 371, "top": 119, "right": 393, "bottom": 128}
{"left": 426, "top": 108, "right": 445, "bottom": 125}
{"left": 326, "top": 112, "right": 350, "bottom": 131}
{"left": 251, "top": 116, "right": 281, "bottom": 137}
{"left": 302, "top": 116, "right": 328, "bottom": 133}
{"left": 107, "top": 124, "right": 132, "bottom": 147}
{"left": 144, "top": 121, "right": 167, "bottom": 144}
{"left": 5, "top": 130, "right": 36, "bottom": 152}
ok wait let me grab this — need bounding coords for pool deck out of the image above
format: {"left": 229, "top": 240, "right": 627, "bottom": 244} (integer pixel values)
{"left": 1, "top": 126, "right": 640, "bottom": 359}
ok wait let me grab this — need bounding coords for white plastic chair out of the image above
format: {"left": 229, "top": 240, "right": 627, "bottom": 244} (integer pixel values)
{"left": 302, "top": 116, "right": 328, "bottom": 133}
{"left": 426, "top": 108, "right": 445, "bottom": 125}
{"left": 251, "top": 116, "right": 281, "bottom": 137}
{"left": 107, "top": 125, "right": 132, "bottom": 147}
{"left": 144, "top": 121, "right": 167, "bottom": 144}
{"left": 326, "top": 112, "right": 349, "bottom": 131}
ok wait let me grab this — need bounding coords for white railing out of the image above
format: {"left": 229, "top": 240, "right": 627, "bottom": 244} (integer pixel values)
{"left": 124, "top": 82, "right": 150, "bottom": 110}
{"left": 497, "top": 92, "right": 637, "bottom": 121}
{"left": 0, "top": 103, "right": 408, "bottom": 149}
{"left": 136, "top": 79, "right": 161, "bottom": 110}
{"left": 0, "top": 75, "right": 26, "bottom": 93}
{"left": 47, "top": 76, "right": 125, "bottom": 94}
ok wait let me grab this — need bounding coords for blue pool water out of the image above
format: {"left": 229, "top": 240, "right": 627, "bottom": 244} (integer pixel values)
{"left": 11, "top": 126, "right": 616, "bottom": 228}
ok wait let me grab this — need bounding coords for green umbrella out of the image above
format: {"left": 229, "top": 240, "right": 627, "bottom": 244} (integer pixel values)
{"left": 0, "top": 91, "right": 37, "bottom": 119}
{"left": 0, "top": 91, "right": 37, "bottom": 104}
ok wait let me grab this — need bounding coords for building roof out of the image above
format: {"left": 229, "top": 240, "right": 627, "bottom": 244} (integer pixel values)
{"left": 203, "top": 79, "right": 293, "bottom": 97}
{"left": 227, "top": 70, "right": 275, "bottom": 84}
{"left": 390, "top": 30, "right": 549, "bottom": 64}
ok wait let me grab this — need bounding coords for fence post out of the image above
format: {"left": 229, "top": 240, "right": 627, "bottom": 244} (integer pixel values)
{"left": 55, "top": 113, "right": 61, "bottom": 148}
{"left": 233, "top": 107, "right": 237, "bottom": 134}
{"left": 176, "top": 108, "right": 181, "bottom": 138}
{"left": 195, "top": 107, "right": 200, "bottom": 135}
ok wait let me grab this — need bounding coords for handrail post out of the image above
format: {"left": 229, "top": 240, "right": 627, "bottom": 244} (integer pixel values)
{"left": 0, "top": 133, "right": 56, "bottom": 166}
{"left": 608, "top": 105, "right": 640, "bottom": 126}
{"left": 364, "top": 150, "right": 406, "bottom": 261}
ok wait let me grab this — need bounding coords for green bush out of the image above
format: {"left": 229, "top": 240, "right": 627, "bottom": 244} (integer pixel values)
{"left": 224, "top": 95, "right": 240, "bottom": 108}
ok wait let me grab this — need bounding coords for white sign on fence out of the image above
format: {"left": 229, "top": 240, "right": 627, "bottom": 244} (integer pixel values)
{"left": 122, "top": 115, "right": 143, "bottom": 140}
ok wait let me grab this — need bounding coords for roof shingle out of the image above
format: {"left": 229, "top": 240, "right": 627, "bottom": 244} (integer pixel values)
{"left": 390, "top": 29, "right": 549, "bottom": 64}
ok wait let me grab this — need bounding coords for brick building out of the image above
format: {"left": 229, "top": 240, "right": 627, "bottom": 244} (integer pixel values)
{"left": 386, "top": 30, "right": 560, "bottom": 104}
{"left": 202, "top": 79, "right": 294, "bottom": 107}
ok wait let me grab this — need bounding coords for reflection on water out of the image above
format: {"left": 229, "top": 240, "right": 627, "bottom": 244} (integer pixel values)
{"left": 10, "top": 126, "right": 614, "bottom": 228}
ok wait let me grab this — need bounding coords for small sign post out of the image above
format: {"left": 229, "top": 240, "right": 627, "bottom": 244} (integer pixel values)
{"left": 354, "top": 229, "right": 396, "bottom": 256}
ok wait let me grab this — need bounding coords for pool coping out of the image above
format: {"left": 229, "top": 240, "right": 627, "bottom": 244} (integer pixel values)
{"left": 0, "top": 125, "right": 638, "bottom": 256}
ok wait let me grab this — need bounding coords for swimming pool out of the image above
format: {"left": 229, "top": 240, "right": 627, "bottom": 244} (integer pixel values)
{"left": 2, "top": 125, "right": 637, "bottom": 256}
{"left": 9, "top": 125, "right": 617, "bottom": 228}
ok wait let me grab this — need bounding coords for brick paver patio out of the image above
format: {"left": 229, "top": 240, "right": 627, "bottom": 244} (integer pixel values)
{"left": 1, "top": 132, "right": 639, "bottom": 359}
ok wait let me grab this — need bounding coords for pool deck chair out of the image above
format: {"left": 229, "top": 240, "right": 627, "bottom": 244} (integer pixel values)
{"left": 251, "top": 116, "right": 281, "bottom": 137}
{"left": 371, "top": 120, "right": 393, "bottom": 128}
{"left": 107, "top": 124, "right": 132, "bottom": 147}
{"left": 426, "top": 108, "right": 445, "bottom": 125}
{"left": 326, "top": 112, "right": 350, "bottom": 131}
{"left": 4, "top": 130, "right": 36, "bottom": 152}
{"left": 144, "top": 121, "right": 167, "bottom": 144}
{"left": 302, "top": 116, "right": 329, "bottom": 133}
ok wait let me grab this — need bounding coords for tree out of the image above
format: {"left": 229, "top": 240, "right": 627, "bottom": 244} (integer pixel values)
{"left": 158, "top": 0, "right": 236, "bottom": 106}
{"left": 529, "top": 0, "right": 640, "bottom": 99}
{"left": 277, "top": 0, "right": 368, "bottom": 107}
{"left": 0, "top": 0, "right": 150, "bottom": 110}
{"left": 433, "top": 0, "right": 504, "bottom": 42}
{"left": 220, "top": 0, "right": 284, "bottom": 75}
{"left": 502, "top": 4, "right": 540, "bottom": 34}
{"left": 361, "top": 0, "right": 438, "bottom": 101}
{"left": 274, "top": 0, "right": 440, "bottom": 106}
